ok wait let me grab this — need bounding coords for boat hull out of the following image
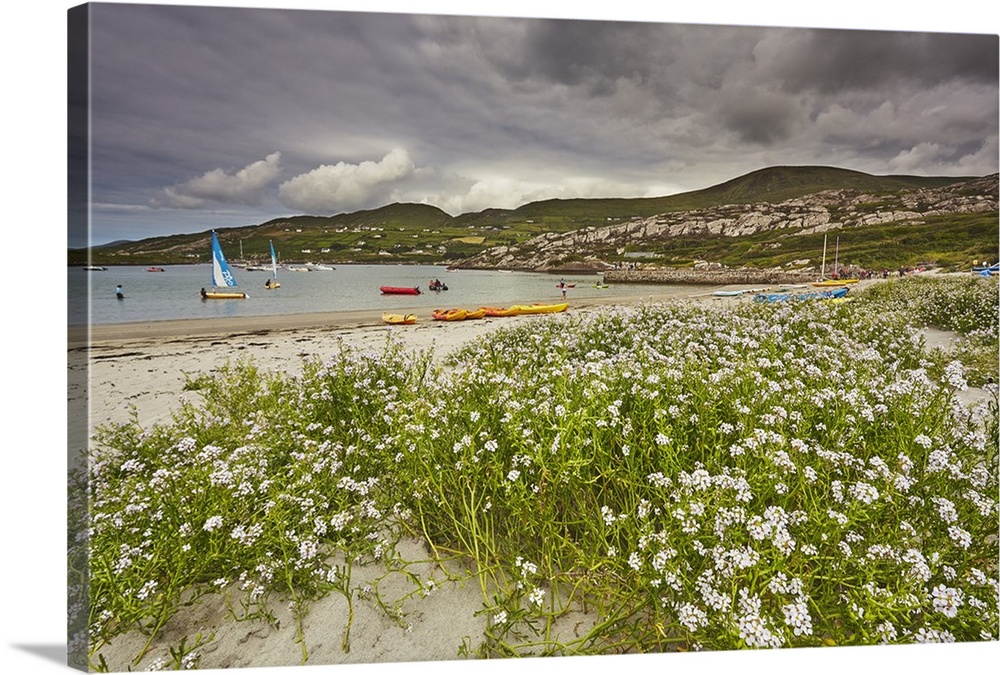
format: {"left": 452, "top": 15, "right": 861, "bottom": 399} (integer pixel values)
{"left": 811, "top": 279, "right": 860, "bottom": 287}
{"left": 481, "top": 306, "right": 519, "bottom": 317}
{"left": 202, "top": 291, "right": 247, "bottom": 300}
{"left": 380, "top": 286, "right": 422, "bottom": 295}
{"left": 754, "top": 287, "right": 848, "bottom": 303}
{"left": 432, "top": 308, "right": 467, "bottom": 321}
{"left": 382, "top": 312, "right": 417, "bottom": 325}
{"left": 508, "top": 302, "right": 569, "bottom": 314}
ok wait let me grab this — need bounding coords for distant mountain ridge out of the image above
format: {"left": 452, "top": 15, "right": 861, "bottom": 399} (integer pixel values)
{"left": 456, "top": 172, "right": 998, "bottom": 272}
{"left": 71, "top": 166, "right": 996, "bottom": 270}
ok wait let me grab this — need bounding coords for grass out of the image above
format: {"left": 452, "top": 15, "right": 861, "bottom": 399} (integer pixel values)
{"left": 71, "top": 167, "right": 995, "bottom": 269}
{"left": 71, "top": 275, "right": 999, "bottom": 668}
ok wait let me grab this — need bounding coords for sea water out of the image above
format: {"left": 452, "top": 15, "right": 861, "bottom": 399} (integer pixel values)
{"left": 68, "top": 264, "right": 693, "bottom": 325}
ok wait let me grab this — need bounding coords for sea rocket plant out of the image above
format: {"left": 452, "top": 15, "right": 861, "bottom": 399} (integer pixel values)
{"left": 74, "top": 275, "right": 997, "bottom": 667}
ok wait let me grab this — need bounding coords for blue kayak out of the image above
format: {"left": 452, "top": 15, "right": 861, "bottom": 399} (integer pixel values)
{"left": 753, "top": 286, "right": 849, "bottom": 303}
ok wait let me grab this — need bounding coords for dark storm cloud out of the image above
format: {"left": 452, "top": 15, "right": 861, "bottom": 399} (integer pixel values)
{"left": 767, "top": 29, "right": 999, "bottom": 94}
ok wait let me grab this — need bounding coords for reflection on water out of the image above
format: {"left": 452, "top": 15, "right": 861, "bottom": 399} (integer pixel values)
{"left": 68, "top": 264, "right": 689, "bottom": 325}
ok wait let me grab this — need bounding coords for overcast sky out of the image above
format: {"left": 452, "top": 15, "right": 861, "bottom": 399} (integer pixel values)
{"left": 72, "top": 2, "right": 999, "bottom": 246}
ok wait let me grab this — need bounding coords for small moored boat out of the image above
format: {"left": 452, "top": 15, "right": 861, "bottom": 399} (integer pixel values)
{"left": 146, "top": 266, "right": 165, "bottom": 272}
{"left": 201, "top": 231, "right": 248, "bottom": 299}
{"left": 811, "top": 279, "right": 859, "bottom": 287}
{"left": 382, "top": 312, "right": 417, "bottom": 325}
{"left": 508, "top": 302, "right": 569, "bottom": 315}
{"left": 380, "top": 286, "right": 422, "bottom": 295}
{"left": 432, "top": 308, "right": 468, "bottom": 321}
{"left": 753, "top": 287, "right": 848, "bottom": 303}
{"left": 481, "top": 306, "right": 519, "bottom": 317}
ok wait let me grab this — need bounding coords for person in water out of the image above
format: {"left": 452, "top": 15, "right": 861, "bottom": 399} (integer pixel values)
{"left": 115, "top": 284, "right": 124, "bottom": 300}
{"left": 200, "top": 287, "right": 207, "bottom": 298}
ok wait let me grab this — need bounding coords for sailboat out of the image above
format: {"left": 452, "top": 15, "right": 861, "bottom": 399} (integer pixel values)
{"left": 811, "top": 233, "right": 858, "bottom": 287}
{"left": 265, "top": 240, "right": 281, "bottom": 289}
{"left": 200, "top": 231, "right": 248, "bottom": 299}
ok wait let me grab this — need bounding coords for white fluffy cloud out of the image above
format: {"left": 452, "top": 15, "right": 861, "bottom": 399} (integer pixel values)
{"left": 154, "top": 152, "right": 283, "bottom": 208}
{"left": 278, "top": 148, "right": 415, "bottom": 213}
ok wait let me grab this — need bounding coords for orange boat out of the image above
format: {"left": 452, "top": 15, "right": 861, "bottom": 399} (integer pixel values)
{"left": 432, "top": 308, "right": 468, "bottom": 321}
{"left": 481, "top": 306, "right": 519, "bottom": 317}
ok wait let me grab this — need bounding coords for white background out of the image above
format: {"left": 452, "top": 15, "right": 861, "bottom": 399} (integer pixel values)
{"left": 4, "top": 2, "right": 997, "bottom": 674}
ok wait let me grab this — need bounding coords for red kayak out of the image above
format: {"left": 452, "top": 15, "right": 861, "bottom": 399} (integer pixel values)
{"left": 380, "top": 285, "right": 422, "bottom": 295}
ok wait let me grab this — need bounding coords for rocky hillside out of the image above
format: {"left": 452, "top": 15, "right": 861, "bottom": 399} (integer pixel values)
{"left": 453, "top": 174, "right": 998, "bottom": 272}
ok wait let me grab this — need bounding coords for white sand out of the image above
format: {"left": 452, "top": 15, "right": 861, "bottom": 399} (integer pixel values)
{"left": 73, "top": 302, "right": 642, "bottom": 671}
{"left": 70, "top": 280, "right": 991, "bottom": 671}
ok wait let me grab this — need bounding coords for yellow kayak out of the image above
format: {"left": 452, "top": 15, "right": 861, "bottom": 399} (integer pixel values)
{"left": 432, "top": 308, "right": 468, "bottom": 321}
{"left": 508, "top": 302, "right": 569, "bottom": 314}
{"left": 201, "top": 290, "right": 247, "bottom": 299}
{"left": 811, "top": 279, "right": 860, "bottom": 287}
{"left": 481, "top": 306, "right": 519, "bottom": 317}
{"left": 382, "top": 312, "right": 417, "bottom": 325}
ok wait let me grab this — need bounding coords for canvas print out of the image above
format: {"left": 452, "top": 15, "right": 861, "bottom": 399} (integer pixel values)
{"left": 67, "top": 2, "right": 999, "bottom": 673}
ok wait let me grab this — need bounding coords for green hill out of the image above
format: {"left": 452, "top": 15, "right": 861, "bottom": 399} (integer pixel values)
{"left": 70, "top": 166, "right": 990, "bottom": 268}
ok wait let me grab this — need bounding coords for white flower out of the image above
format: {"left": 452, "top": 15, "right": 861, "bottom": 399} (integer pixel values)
{"left": 943, "top": 360, "right": 968, "bottom": 390}
{"left": 930, "top": 584, "right": 964, "bottom": 618}
{"left": 948, "top": 526, "right": 972, "bottom": 549}
{"left": 676, "top": 602, "right": 708, "bottom": 632}
{"left": 528, "top": 587, "right": 545, "bottom": 608}
{"left": 136, "top": 579, "right": 158, "bottom": 600}
{"left": 876, "top": 621, "right": 898, "bottom": 644}
{"left": 203, "top": 515, "right": 224, "bottom": 532}
{"left": 914, "top": 627, "right": 956, "bottom": 643}
{"left": 931, "top": 497, "right": 959, "bottom": 523}
{"left": 782, "top": 600, "right": 813, "bottom": 636}
{"left": 601, "top": 505, "right": 617, "bottom": 526}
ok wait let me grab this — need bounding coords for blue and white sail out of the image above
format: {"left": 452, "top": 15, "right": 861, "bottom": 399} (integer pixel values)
{"left": 269, "top": 240, "right": 278, "bottom": 280}
{"left": 211, "top": 231, "right": 239, "bottom": 288}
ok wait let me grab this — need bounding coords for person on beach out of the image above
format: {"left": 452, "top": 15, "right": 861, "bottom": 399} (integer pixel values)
{"left": 559, "top": 279, "right": 567, "bottom": 300}
{"left": 115, "top": 284, "right": 124, "bottom": 300}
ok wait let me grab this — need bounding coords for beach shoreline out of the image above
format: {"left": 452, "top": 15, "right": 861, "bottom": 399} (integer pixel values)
{"left": 69, "top": 286, "right": 722, "bottom": 346}
{"left": 73, "top": 281, "right": 904, "bottom": 671}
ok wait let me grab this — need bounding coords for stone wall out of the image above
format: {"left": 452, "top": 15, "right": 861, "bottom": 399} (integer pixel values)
{"left": 603, "top": 268, "right": 817, "bottom": 285}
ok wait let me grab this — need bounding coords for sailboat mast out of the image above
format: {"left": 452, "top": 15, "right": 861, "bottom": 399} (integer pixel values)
{"left": 821, "top": 234, "right": 828, "bottom": 281}
{"left": 834, "top": 236, "right": 840, "bottom": 277}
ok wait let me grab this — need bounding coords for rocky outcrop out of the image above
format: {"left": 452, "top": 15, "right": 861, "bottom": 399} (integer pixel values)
{"left": 454, "top": 174, "right": 998, "bottom": 272}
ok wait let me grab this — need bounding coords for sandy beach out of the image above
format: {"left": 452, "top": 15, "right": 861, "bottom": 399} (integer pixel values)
{"left": 70, "top": 287, "right": 729, "bottom": 435}
{"left": 71, "top": 288, "right": 730, "bottom": 671}
{"left": 69, "top": 279, "right": 991, "bottom": 672}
